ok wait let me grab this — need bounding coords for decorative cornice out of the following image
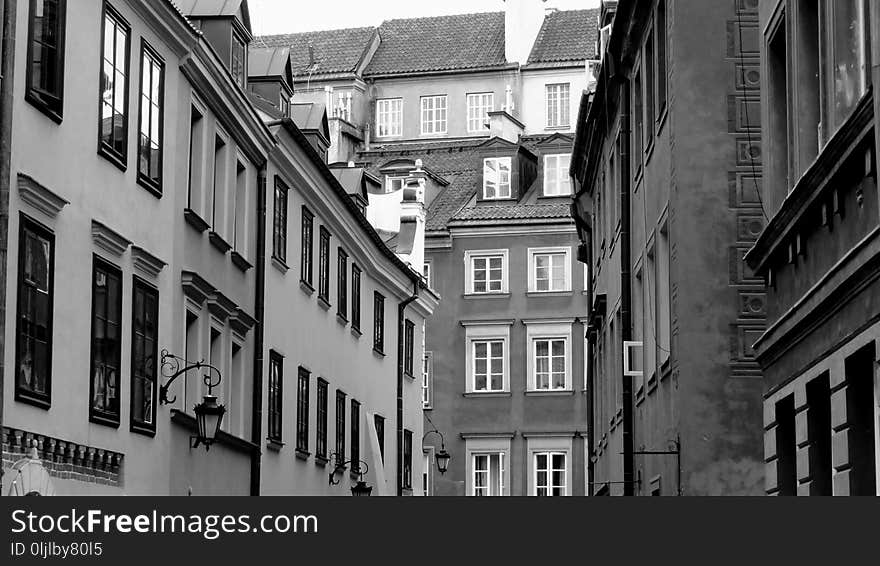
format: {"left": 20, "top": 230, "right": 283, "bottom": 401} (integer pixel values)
{"left": 459, "top": 432, "right": 516, "bottom": 439}
{"left": 520, "top": 431, "right": 579, "bottom": 438}
{"left": 131, "top": 246, "right": 167, "bottom": 279}
{"left": 181, "top": 271, "right": 215, "bottom": 305}
{"left": 17, "top": 174, "right": 69, "bottom": 217}
{"left": 460, "top": 319, "right": 516, "bottom": 327}
{"left": 207, "top": 291, "right": 237, "bottom": 321}
{"left": 91, "top": 219, "right": 132, "bottom": 257}
{"left": 520, "top": 317, "right": 578, "bottom": 325}
{"left": 230, "top": 307, "right": 257, "bottom": 336}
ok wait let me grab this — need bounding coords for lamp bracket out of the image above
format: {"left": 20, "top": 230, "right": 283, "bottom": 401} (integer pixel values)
{"left": 159, "top": 349, "right": 223, "bottom": 406}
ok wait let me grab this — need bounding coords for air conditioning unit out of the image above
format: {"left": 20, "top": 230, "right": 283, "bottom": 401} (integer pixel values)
{"left": 623, "top": 341, "right": 643, "bottom": 377}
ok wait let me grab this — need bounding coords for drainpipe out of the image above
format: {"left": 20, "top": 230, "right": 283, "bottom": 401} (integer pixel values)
{"left": 0, "top": 0, "right": 18, "bottom": 484}
{"left": 396, "top": 279, "right": 418, "bottom": 495}
{"left": 618, "top": 77, "right": 634, "bottom": 496}
{"left": 249, "top": 166, "right": 267, "bottom": 496}
{"left": 584, "top": 242, "right": 596, "bottom": 496}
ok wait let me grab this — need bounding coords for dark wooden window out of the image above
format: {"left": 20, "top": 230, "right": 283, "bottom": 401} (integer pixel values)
{"left": 231, "top": 30, "right": 246, "bottom": 88}
{"left": 268, "top": 351, "right": 283, "bottom": 443}
{"left": 98, "top": 3, "right": 130, "bottom": 165}
{"left": 374, "top": 414, "right": 385, "bottom": 463}
{"left": 403, "top": 428, "right": 413, "bottom": 490}
{"left": 318, "top": 226, "right": 331, "bottom": 302}
{"left": 335, "top": 390, "right": 346, "bottom": 465}
{"left": 656, "top": 0, "right": 667, "bottom": 116}
{"left": 806, "top": 373, "right": 832, "bottom": 495}
{"left": 351, "top": 264, "right": 361, "bottom": 331}
{"left": 301, "top": 206, "right": 314, "bottom": 287}
{"left": 137, "top": 40, "right": 164, "bottom": 193}
{"left": 775, "top": 395, "right": 796, "bottom": 496}
{"left": 645, "top": 27, "right": 655, "bottom": 144}
{"left": 632, "top": 68, "right": 643, "bottom": 174}
{"left": 404, "top": 319, "right": 415, "bottom": 376}
{"left": 187, "top": 105, "right": 204, "bottom": 210}
{"left": 337, "top": 248, "right": 348, "bottom": 319}
{"left": 90, "top": 257, "right": 122, "bottom": 425}
{"left": 272, "top": 177, "right": 288, "bottom": 263}
{"left": 316, "top": 378, "right": 328, "bottom": 459}
{"left": 296, "top": 366, "right": 309, "bottom": 453}
{"left": 767, "top": 14, "right": 790, "bottom": 197}
{"left": 845, "top": 343, "right": 877, "bottom": 495}
{"left": 373, "top": 292, "right": 385, "bottom": 353}
{"left": 131, "top": 277, "right": 158, "bottom": 434}
{"left": 350, "top": 399, "right": 360, "bottom": 472}
{"left": 26, "top": 0, "right": 66, "bottom": 121}
{"left": 15, "top": 216, "right": 55, "bottom": 408}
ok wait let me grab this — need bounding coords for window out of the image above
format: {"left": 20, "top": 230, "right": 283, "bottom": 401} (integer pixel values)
{"left": 231, "top": 30, "right": 246, "bottom": 89}
{"left": 657, "top": 0, "right": 667, "bottom": 115}
{"left": 775, "top": 395, "right": 796, "bottom": 496}
{"left": 316, "top": 378, "right": 328, "bottom": 459}
{"left": 403, "top": 429, "right": 413, "bottom": 490}
{"left": 422, "top": 352, "right": 433, "bottom": 408}
{"left": 211, "top": 134, "right": 227, "bottom": 231}
{"left": 227, "top": 341, "right": 243, "bottom": 435}
{"left": 421, "top": 95, "right": 447, "bottom": 135}
{"left": 423, "top": 261, "right": 432, "bottom": 288}
{"left": 466, "top": 249, "right": 508, "bottom": 294}
{"left": 657, "top": 224, "right": 671, "bottom": 364}
{"left": 335, "top": 390, "right": 346, "bottom": 465}
{"left": 301, "top": 207, "right": 314, "bottom": 287}
{"left": 633, "top": 68, "right": 643, "bottom": 173}
{"left": 645, "top": 27, "right": 655, "bottom": 144}
{"left": 373, "top": 292, "right": 385, "bottom": 353}
{"left": 296, "top": 367, "right": 309, "bottom": 453}
{"left": 233, "top": 161, "right": 248, "bottom": 254}
{"left": 544, "top": 154, "right": 572, "bottom": 196}
{"left": 824, "top": 0, "right": 869, "bottom": 139}
{"left": 90, "top": 258, "right": 122, "bottom": 424}
{"left": 376, "top": 98, "right": 402, "bottom": 137}
{"left": 467, "top": 92, "right": 494, "bottom": 132}
{"left": 386, "top": 176, "right": 406, "bottom": 193}
{"left": 131, "top": 278, "right": 158, "bottom": 433}
{"left": 472, "top": 453, "right": 504, "bottom": 496}
{"left": 350, "top": 400, "right": 360, "bottom": 472}
{"left": 545, "top": 83, "right": 570, "bottom": 128}
{"left": 318, "top": 227, "right": 331, "bottom": 303}
{"left": 533, "top": 339, "right": 566, "bottom": 390}
{"left": 767, "top": 15, "right": 790, "bottom": 196}
{"left": 374, "top": 414, "right": 385, "bottom": 463}
{"left": 351, "top": 264, "right": 361, "bottom": 331}
{"left": 529, "top": 247, "right": 571, "bottom": 292}
{"left": 272, "top": 177, "right": 288, "bottom": 263}
{"left": 423, "top": 451, "right": 432, "bottom": 495}
{"left": 483, "top": 157, "right": 511, "bottom": 199}
{"left": 15, "top": 217, "right": 55, "bottom": 407}
{"left": 806, "top": 373, "right": 832, "bottom": 495}
{"left": 137, "top": 41, "right": 164, "bottom": 192}
{"left": 26, "top": 0, "right": 66, "bottom": 120}
{"left": 337, "top": 248, "right": 348, "bottom": 319}
{"left": 183, "top": 311, "right": 199, "bottom": 410}
{"left": 98, "top": 4, "right": 130, "bottom": 164}
{"left": 187, "top": 104, "right": 204, "bottom": 212}
{"left": 268, "top": 351, "right": 283, "bottom": 443}
{"left": 534, "top": 452, "right": 567, "bottom": 496}
{"left": 844, "top": 343, "right": 877, "bottom": 495}
{"left": 472, "top": 341, "right": 504, "bottom": 392}
{"left": 404, "top": 319, "right": 415, "bottom": 377}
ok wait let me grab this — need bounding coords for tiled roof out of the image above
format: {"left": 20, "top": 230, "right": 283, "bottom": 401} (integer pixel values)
{"left": 248, "top": 47, "right": 290, "bottom": 79}
{"left": 450, "top": 203, "right": 573, "bottom": 223}
{"left": 364, "top": 12, "right": 507, "bottom": 76}
{"left": 527, "top": 8, "right": 599, "bottom": 64}
{"left": 174, "top": 0, "right": 251, "bottom": 31}
{"left": 256, "top": 26, "right": 376, "bottom": 77}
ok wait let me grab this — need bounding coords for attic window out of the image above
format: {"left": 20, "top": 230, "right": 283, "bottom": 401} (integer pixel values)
{"left": 483, "top": 157, "right": 511, "bottom": 200}
{"left": 386, "top": 175, "right": 407, "bottom": 193}
{"left": 231, "top": 30, "right": 246, "bottom": 89}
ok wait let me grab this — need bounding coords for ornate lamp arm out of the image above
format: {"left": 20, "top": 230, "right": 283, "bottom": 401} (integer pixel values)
{"left": 158, "top": 349, "right": 223, "bottom": 406}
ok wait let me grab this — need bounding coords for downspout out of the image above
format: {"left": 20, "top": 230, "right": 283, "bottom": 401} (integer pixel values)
{"left": 396, "top": 278, "right": 418, "bottom": 495}
{"left": 618, "top": 77, "right": 635, "bottom": 496}
{"left": 585, "top": 242, "right": 596, "bottom": 496}
{"left": 0, "top": 0, "right": 18, "bottom": 485}
{"left": 249, "top": 165, "right": 267, "bottom": 496}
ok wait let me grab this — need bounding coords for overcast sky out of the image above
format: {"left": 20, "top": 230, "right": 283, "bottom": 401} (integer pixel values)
{"left": 250, "top": 0, "right": 601, "bottom": 35}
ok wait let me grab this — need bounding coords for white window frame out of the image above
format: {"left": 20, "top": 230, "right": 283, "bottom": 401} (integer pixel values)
{"left": 482, "top": 157, "right": 512, "bottom": 200}
{"left": 386, "top": 175, "right": 407, "bottom": 193}
{"left": 527, "top": 436, "right": 572, "bottom": 496}
{"left": 463, "top": 322, "right": 511, "bottom": 393}
{"left": 423, "top": 260, "right": 432, "bottom": 289}
{"left": 545, "top": 83, "right": 571, "bottom": 128}
{"left": 467, "top": 92, "right": 494, "bottom": 133}
{"left": 376, "top": 98, "right": 402, "bottom": 137}
{"left": 422, "top": 351, "right": 433, "bottom": 408}
{"left": 525, "top": 320, "right": 573, "bottom": 391}
{"left": 465, "top": 436, "right": 511, "bottom": 496}
{"left": 464, "top": 249, "right": 509, "bottom": 295}
{"left": 528, "top": 246, "right": 572, "bottom": 292}
{"left": 420, "top": 95, "right": 447, "bottom": 135}
{"left": 422, "top": 447, "right": 434, "bottom": 496}
{"left": 544, "top": 154, "right": 572, "bottom": 196}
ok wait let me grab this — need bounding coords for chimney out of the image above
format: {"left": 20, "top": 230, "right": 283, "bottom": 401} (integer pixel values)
{"left": 488, "top": 110, "right": 525, "bottom": 144}
{"left": 504, "top": 0, "right": 548, "bottom": 64}
{"left": 398, "top": 168, "right": 426, "bottom": 271}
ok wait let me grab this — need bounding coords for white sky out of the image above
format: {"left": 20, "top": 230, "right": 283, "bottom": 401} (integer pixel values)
{"left": 250, "top": 0, "right": 601, "bottom": 36}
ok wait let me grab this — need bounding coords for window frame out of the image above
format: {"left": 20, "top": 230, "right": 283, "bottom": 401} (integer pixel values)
{"left": 464, "top": 249, "right": 509, "bottom": 295}
{"left": 350, "top": 399, "right": 360, "bottom": 472}
{"left": 337, "top": 248, "right": 348, "bottom": 320}
{"left": 316, "top": 378, "right": 328, "bottom": 459}
{"left": 533, "top": 451, "right": 568, "bottom": 496}
{"left": 403, "top": 428, "right": 413, "bottom": 490}
{"left": 130, "top": 275, "right": 159, "bottom": 435}
{"left": 25, "top": 0, "right": 67, "bottom": 122}
{"left": 335, "top": 389, "right": 346, "bottom": 467}
{"left": 375, "top": 97, "right": 403, "bottom": 138}
{"left": 89, "top": 255, "right": 123, "bottom": 427}
{"left": 300, "top": 206, "right": 314, "bottom": 288}
{"left": 422, "top": 351, "right": 433, "bottom": 408}
{"left": 482, "top": 156, "right": 512, "bottom": 200}
{"left": 136, "top": 38, "right": 165, "bottom": 196}
{"left": 14, "top": 214, "right": 55, "bottom": 409}
{"left": 295, "top": 366, "right": 310, "bottom": 454}
{"left": 318, "top": 226, "right": 331, "bottom": 303}
{"left": 471, "top": 452, "right": 506, "bottom": 496}
{"left": 467, "top": 92, "right": 494, "bottom": 133}
{"left": 525, "top": 321, "right": 573, "bottom": 392}
{"left": 404, "top": 319, "right": 415, "bottom": 377}
{"left": 543, "top": 154, "right": 572, "bottom": 196}
{"left": 528, "top": 246, "right": 572, "bottom": 293}
{"left": 374, "top": 414, "right": 385, "bottom": 463}
{"left": 420, "top": 94, "right": 448, "bottom": 135}
{"left": 267, "top": 350, "right": 284, "bottom": 444}
{"left": 464, "top": 323, "right": 511, "bottom": 394}
{"left": 272, "top": 176, "right": 288, "bottom": 264}
{"left": 351, "top": 264, "right": 361, "bottom": 332}
{"left": 231, "top": 28, "right": 247, "bottom": 89}
{"left": 545, "top": 82, "right": 571, "bottom": 128}
{"left": 96, "top": 2, "right": 131, "bottom": 168}
{"left": 373, "top": 292, "right": 385, "bottom": 354}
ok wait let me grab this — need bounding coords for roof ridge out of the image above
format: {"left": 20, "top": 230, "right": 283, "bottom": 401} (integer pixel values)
{"left": 379, "top": 11, "right": 503, "bottom": 25}
{"left": 256, "top": 25, "right": 376, "bottom": 40}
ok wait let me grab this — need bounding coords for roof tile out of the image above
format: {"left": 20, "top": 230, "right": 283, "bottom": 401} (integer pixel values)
{"left": 527, "top": 8, "right": 599, "bottom": 64}
{"left": 256, "top": 26, "right": 376, "bottom": 77}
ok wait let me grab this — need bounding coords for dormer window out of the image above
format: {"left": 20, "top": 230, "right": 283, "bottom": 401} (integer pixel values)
{"left": 386, "top": 175, "right": 407, "bottom": 193}
{"left": 544, "top": 154, "right": 572, "bottom": 196}
{"left": 231, "top": 31, "right": 247, "bottom": 89}
{"left": 483, "top": 157, "right": 511, "bottom": 199}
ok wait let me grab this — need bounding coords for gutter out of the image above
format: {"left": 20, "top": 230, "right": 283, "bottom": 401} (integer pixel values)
{"left": 0, "top": 0, "right": 18, "bottom": 492}
{"left": 249, "top": 166, "right": 268, "bottom": 495}
{"left": 396, "top": 280, "right": 419, "bottom": 495}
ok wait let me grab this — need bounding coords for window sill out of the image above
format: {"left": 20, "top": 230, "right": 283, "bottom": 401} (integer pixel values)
{"left": 209, "top": 231, "right": 232, "bottom": 254}
{"left": 25, "top": 90, "right": 63, "bottom": 124}
{"left": 14, "top": 390, "right": 51, "bottom": 411}
{"left": 295, "top": 448, "right": 311, "bottom": 461}
{"left": 336, "top": 312, "right": 349, "bottom": 326}
{"left": 299, "top": 280, "right": 315, "bottom": 296}
{"left": 526, "top": 290, "right": 573, "bottom": 297}
{"left": 463, "top": 292, "right": 510, "bottom": 300}
{"left": 373, "top": 348, "right": 386, "bottom": 359}
{"left": 136, "top": 174, "right": 163, "bottom": 199}
{"left": 463, "top": 392, "right": 511, "bottom": 398}
{"left": 314, "top": 454, "right": 329, "bottom": 468}
{"left": 89, "top": 412, "right": 121, "bottom": 429}
{"left": 538, "top": 194, "right": 574, "bottom": 200}
{"left": 231, "top": 251, "right": 253, "bottom": 272}
{"left": 351, "top": 326, "right": 362, "bottom": 339}
{"left": 524, "top": 390, "right": 574, "bottom": 397}
{"left": 130, "top": 421, "right": 157, "bottom": 438}
{"left": 266, "top": 438, "right": 285, "bottom": 452}
{"left": 317, "top": 296, "right": 332, "bottom": 311}
{"left": 98, "top": 145, "right": 128, "bottom": 173}
{"left": 404, "top": 371, "right": 415, "bottom": 381}
{"left": 184, "top": 208, "right": 209, "bottom": 233}
{"left": 272, "top": 256, "right": 289, "bottom": 274}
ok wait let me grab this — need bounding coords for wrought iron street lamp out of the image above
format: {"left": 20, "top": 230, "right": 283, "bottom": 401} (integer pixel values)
{"left": 160, "top": 350, "right": 226, "bottom": 451}
{"left": 423, "top": 416, "right": 451, "bottom": 475}
{"left": 328, "top": 452, "right": 372, "bottom": 496}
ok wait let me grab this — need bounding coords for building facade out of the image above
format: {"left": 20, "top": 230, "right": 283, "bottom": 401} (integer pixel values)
{"left": 571, "top": 0, "right": 765, "bottom": 495}
{"left": 745, "top": 0, "right": 879, "bottom": 495}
